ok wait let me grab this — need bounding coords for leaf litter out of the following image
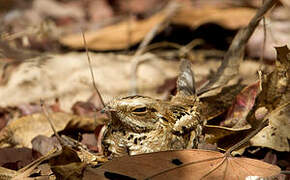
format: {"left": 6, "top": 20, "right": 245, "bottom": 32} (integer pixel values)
{"left": 0, "top": 0, "right": 289, "bottom": 179}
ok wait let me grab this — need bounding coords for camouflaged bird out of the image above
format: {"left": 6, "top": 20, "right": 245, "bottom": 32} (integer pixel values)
{"left": 102, "top": 59, "right": 204, "bottom": 158}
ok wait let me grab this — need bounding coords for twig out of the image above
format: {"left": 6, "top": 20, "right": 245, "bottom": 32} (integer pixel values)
{"left": 130, "top": 1, "right": 180, "bottom": 95}
{"left": 81, "top": 31, "right": 105, "bottom": 108}
{"left": 225, "top": 119, "right": 269, "bottom": 155}
{"left": 40, "top": 100, "right": 65, "bottom": 146}
{"left": 12, "top": 148, "right": 62, "bottom": 179}
{"left": 126, "top": 13, "right": 133, "bottom": 52}
{"left": 81, "top": 31, "right": 112, "bottom": 128}
{"left": 259, "top": 0, "right": 267, "bottom": 72}
{"left": 178, "top": 39, "right": 204, "bottom": 58}
{"left": 198, "top": 0, "right": 278, "bottom": 94}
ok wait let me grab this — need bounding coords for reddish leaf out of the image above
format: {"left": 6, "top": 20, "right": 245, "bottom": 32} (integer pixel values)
{"left": 221, "top": 81, "right": 261, "bottom": 128}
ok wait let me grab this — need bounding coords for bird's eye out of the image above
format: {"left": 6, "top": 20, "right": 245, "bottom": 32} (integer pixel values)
{"left": 132, "top": 107, "right": 147, "bottom": 114}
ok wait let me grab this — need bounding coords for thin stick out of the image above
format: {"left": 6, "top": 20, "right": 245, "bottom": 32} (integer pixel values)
{"left": 40, "top": 100, "right": 65, "bottom": 146}
{"left": 81, "top": 31, "right": 106, "bottom": 108}
{"left": 130, "top": 1, "right": 180, "bottom": 94}
{"left": 126, "top": 13, "right": 133, "bottom": 52}
{"left": 225, "top": 119, "right": 269, "bottom": 155}
{"left": 198, "top": 0, "right": 278, "bottom": 94}
{"left": 259, "top": 0, "right": 267, "bottom": 71}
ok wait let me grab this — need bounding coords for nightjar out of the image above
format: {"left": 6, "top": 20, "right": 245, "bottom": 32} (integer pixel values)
{"left": 101, "top": 59, "right": 204, "bottom": 158}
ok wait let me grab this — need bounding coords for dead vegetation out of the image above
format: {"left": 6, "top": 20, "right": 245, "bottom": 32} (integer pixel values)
{"left": 0, "top": 0, "right": 289, "bottom": 179}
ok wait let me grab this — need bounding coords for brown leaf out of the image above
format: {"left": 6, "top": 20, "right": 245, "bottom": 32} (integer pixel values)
{"left": 0, "top": 148, "right": 61, "bottom": 179}
{"left": 60, "top": 11, "right": 166, "bottom": 50}
{"left": 49, "top": 146, "right": 85, "bottom": 180}
{"left": 0, "top": 148, "right": 34, "bottom": 170}
{"left": 204, "top": 125, "right": 251, "bottom": 150}
{"left": 173, "top": 6, "right": 255, "bottom": 29}
{"left": 0, "top": 112, "right": 95, "bottom": 148}
{"left": 90, "top": 149, "right": 280, "bottom": 179}
{"left": 60, "top": 6, "right": 255, "bottom": 50}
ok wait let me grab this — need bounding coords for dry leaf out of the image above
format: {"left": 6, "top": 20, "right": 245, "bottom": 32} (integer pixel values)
{"left": 0, "top": 148, "right": 34, "bottom": 170}
{"left": 31, "top": 135, "right": 61, "bottom": 155}
{"left": 200, "top": 84, "right": 245, "bottom": 121}
{"left": 60, "top": 6, "right": 255, "bottom": 50}
{"left": 250, "top": 103, "right": 290, "bottom": 151}
{"left": 217, "top": 45, "right": 290, "bottom": 154}
{"left": 0, "top": 52, "right": 179, "bottom": 112}
{"left": 0, "top": 112, "right": 94, "bottom": 148}
{"left": 89, "top": 149, "right": 280, "bottom": 180}
{"left": 221, "top": 81, "right": 261, "bottom": 128}
{"left": 204, "top": 125, "right": 251, "bottom": 150}
{"left": 248, "top": 45, "right": 290, "bottom": 128}
{"left": 49, "top": 146, "right": 85, "bottom": 180}
{"left": 0, "top": 148, "right": 61, "bottom": 179}
{"left": 173, "top": 6, "right": 255, "bottom": 29}
{"left": 60, "top": 11, "right": 167, "bottom": 50}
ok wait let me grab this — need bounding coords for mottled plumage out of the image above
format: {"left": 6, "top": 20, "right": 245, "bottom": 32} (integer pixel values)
{"left": 101, "top": 59, "right": 203, "bottom": 158}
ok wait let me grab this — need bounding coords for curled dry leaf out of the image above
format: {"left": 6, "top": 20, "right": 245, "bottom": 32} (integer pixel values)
{"left": 199, "top": 84, "right": 245, "bottom": 121}
{"left": 88, "top": 149, "right": 280, "bottom": 180}
{"left": 60, "top": 6, "right": 255, "bottom": 50}
{"left": 220, "top": 81, "right": 261, "bottom": 128}
{"left": 0, "top": 112, "right": 95, "bottom": 148}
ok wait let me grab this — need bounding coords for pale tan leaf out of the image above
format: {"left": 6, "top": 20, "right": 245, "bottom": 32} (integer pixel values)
{"left": 250, "top": 103, "right": 290, "bottom": 151}
{"left": 0, "top": 52, "right": 179, "bottom": 112}
{"left": 0, "top": 112, "right": 94, "bottom": 148}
